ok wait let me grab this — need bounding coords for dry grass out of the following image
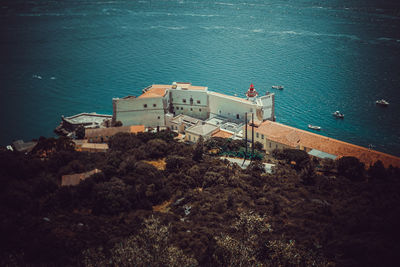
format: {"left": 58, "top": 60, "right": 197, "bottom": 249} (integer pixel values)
{"left": 143, "top": 158, "right": 166, "bottom": 170}
{"left": 152, "top": 199, "right": 172, "bottom": 213}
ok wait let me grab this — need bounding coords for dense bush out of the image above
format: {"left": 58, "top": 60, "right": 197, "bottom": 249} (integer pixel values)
{"left": 273, "top": 148, "right": 310, "bottom": 171}
{"left": 1, "top": 134, "right": 400, "bottom": 266}
{"left": 337, "top": 156, "right": 365, "bottom": 181}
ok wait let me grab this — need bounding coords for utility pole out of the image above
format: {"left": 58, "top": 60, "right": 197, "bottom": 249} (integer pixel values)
{"left": 251, "top": 113, "right": 254, "bottom": 157}
{"left": 245, "top": 112, "right": 248, "bottom": 156}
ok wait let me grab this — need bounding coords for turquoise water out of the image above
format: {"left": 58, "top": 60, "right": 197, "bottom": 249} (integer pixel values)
{"left": 1, "top": 0, "right": 400, "bottom": 156}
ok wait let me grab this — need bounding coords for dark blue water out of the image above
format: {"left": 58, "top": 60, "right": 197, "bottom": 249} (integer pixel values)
{"left": 1, "top": 0, "right": 400, "bottom": 156}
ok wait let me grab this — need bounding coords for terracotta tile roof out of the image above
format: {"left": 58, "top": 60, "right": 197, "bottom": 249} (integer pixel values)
{"left": 255, "top": 121, "right": 400, "bottom": 168}
{"left": 138, "top": 85, "right": 170, "bottom": 98}
{"left": 61, "top": 169, "right": 102, "bottom": 186}
{"left": 212, "top": 129, "right": 234, "bottom": 139}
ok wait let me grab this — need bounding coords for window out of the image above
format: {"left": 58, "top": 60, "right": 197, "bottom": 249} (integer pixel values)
{"left": 236, "top": 114, "right": 240, "bottom": 119}
{"left": 199, "top": 108, "right": 202, "bottom": 112}
{"left": 153, "top": 104, "right": 157, "bottom": 107}
{"left": 261, "top": 134, "right": 264, "bottom": 139}
{"left": 190, "top": 98, "right": 193, "bottom": 105}
{"left": 144, "top": 104, "right": 147, "bottom": 108}
{"left": 190, "top": 108, "right": 193, "bottom": 111}
{"left": 157, "top": 116, "right": 160, "bottom": 119}
{"left": 193, "top": 137, "right": 196, "bottom": 142}
{"left": 197, "top": 100, "right": 201, "bottom": 104}
{"left": 183, "top": 99, "right": 186, "bottom": 103}
{"left": 256, "top": 133, "right": 259, "bottom": 138}
{"left": 181, "top": 107, "right": 184, "bottom": 110}
{"left": 269, "top": 142, "right": 271, "bottom": 148}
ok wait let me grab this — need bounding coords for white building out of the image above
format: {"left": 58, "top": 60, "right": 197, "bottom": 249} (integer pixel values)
{"left": 112, "top": 82, "right": 275, "bottom": 128}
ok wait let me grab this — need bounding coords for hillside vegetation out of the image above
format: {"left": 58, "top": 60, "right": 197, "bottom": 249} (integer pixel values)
{"left": 1, "top": 131, "right": 399, "bottom": 266}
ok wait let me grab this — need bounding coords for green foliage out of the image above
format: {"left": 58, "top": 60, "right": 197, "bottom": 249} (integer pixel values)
{"left": 368, "top": 160, "right": 387, "bottom": 180}
{"left": 273, "top": 148, "right": 310, "bottom": 171}
{"left": 82, "top": 216, "right": 198, "bottom": 266}
{"left": 145, "top": 138, "right": 168, "bottom": 158}
{"left": 1, "top": 130, "right": 399, "bottom": 266}
{"left": 113, "top": 120, "right": 123, "bottom": 127}
{"left": 254, "top": 141, "right": 264, "bottom": 151}
{"left": 93, "top": 177, "right": 132, "bottom": 215}
{"left": 192, "top": 136, "right": 204, "bottom": 162}
{"left": 337, "top": 156, "right": 365, "bottom": 181}
{"left": 108, "top": 132, "right": 142, "bottom": 152}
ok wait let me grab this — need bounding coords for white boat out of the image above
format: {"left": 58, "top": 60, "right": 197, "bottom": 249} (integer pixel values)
{"left": 272, "top": 85, "right": 284, "bottom": 90}
{"left": 308, "top": 124, "right": 321, "bottom": 130}
{"left": 332, "top": 111, "right": 344, "bottom": 118}
{"left": 375, "top": 99, "right": 389, "bottom": 106}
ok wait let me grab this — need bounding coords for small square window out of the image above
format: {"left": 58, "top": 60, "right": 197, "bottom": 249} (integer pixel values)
{"left": 183, "top": 99, "right": 186, "bottom": 103}
{"left": 181, "top": 107, "right": 183, "bottom": 110}
{"left": 153, "top": 104, "right": 157, "bottom": 107}
{"left": 197, "top": 100, "right": 200, "bottom": 104}
{"left": 157, "top": 116, "right": 160, "bottom": 119}
{"left": 144, "top": 104, "right": 147, "bottom": 108}
{"left": 199, "top": 108, "right": 202, "bottom": 112}
{"left": 190, "top": 108, "right": 193, "bottom": 111}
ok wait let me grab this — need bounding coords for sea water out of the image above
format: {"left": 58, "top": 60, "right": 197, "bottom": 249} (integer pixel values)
{"left": 1, "top": 0, "right": 399, "bottom": 156}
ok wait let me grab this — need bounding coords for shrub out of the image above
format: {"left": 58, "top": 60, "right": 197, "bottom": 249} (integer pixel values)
{"left": 368, "top": 160, "right": 387, "bottom": 180}
{"left": 337, "top": 156, "right": 365, "bottom": 181}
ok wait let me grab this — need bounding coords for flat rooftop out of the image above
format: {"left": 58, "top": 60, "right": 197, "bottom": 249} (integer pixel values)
{"left": 138, "top": 84, "right": 170, "bottom": 99}
{"left": 63, "top": 113, "right": 112, "bottom": 125}
{"left": 186, "top": 123, "right": 219, "bottom": 136}
{"left": 171, "top": 114, "right": 201, "bottom": 125}
{"left": 208, "top": 91, "right": 255, "bottom": 105}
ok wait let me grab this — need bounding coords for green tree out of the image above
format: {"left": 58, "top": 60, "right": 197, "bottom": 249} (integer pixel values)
{"left": 113, "top": 120, "right": 123, "bottom": 127}
{"left": 93, "top": 177, "right": 132, "bottom": 215}
{"left": 368, "top": 160, "right": 387, "bottom": 180}
{"left": 337, "top": 156, "right": 365, "bottom": 181}
{"left": 192, "top": 136, "right": 204, "bottom": 162}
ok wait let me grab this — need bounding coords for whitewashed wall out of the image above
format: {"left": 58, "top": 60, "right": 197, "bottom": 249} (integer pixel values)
{"left": 208, "top": 92, "right": 258, "bottom": 121}
{"left": 114, "top": 97, "right": 166, "bottom": 127}
{"left": 170, "top": 89, "right": 209, "bottom": 120}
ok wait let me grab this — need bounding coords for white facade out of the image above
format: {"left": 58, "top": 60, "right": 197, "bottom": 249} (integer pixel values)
{"left": 113, "top": 82, "right": 275, "bottom": 129}
{"left": 208, "top": 92, "right": 259, "bottom": 121}
{"left": 113, "top": 96, "right": 167, "bottom": 127}
{"left": 170, "top": 88, "right": 209, "bottom": 120}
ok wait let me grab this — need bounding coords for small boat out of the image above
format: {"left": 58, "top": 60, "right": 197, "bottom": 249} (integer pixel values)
{"left": 332, "top": 110, "right": 344, "bottom": 118}
{"left": 272, "top": 85, "right": 284, "bottom": 90}
{"left": 308, "top": 124, "right": 321, "bottom": 130}
{"left": 375, "top": 99, "right": 389, "bottom": 106}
